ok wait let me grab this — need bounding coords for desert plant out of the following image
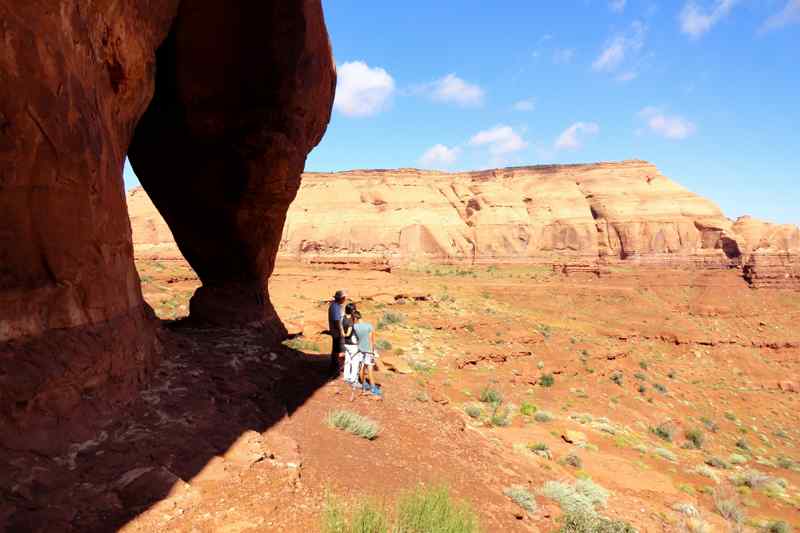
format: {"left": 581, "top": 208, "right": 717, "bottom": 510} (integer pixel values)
{"left": 653, "top": 383, "right": 668, "bottom": 394}
{"left": 685, "top": 428, "right": 705, "bottom": 449}
{"left": 541, "top": 481, "right": 595, "bottom": 514}
{"left": 654, "top": 448, "right": 678, "bottom": 462}
{"left": 464, "top": 405, "right": 482, "bottom": 419}
{"left": 639, "top": 361, "right": 649, "bottom": 370}
{"left": 535, "top": 323, "right": 553, "bottom": 338}
{"left": 489, "top": 406, "right": 511, "bottom": 427}
{"left": 764, "top": 520, "right": 792, "bottom": 533}
{"left": 321, "top": 496, "right": 389, "bottom": 533}
{"left": 327, "top": 410, "right": 380, "bottom": 440}
{"left": 634, "top": 372, "right": 647, "bottom": 381}
{"left": 776, "top": 456, "right": 795, "bottom": 469}
{"left": 377, "top": 312, "right": 405, "bottom": 330}
{"left": 610, "top": 371, "right": 624, "bottom": 386}
{"left": 478, "top": 387, "right": 502, "bottom": 405}
{"left": 735, "top": 438, "right": 751, "bottom": 452}
{"left": 564, "top": 454, "right": 583, "bottom": 468}
{"left": 395, "top": 485, "right": 481, "bottom": 533}
{"left": 692, "top": 464, "right": 720, "bottom": 483}
{"left": 705, "top": 456, "right": 730, "bottom": 469}
{"left": 729, "top": 453, "right": 749, "bottom": 465}
{"left": 534, "top": 411, "right": 554, "bottom": 423}
{"left": 519, "top": 401, "right": 537, "bottom": 416}
{"left": 724, "top": 411, "right": 737, "bottom": 421}
{"left": 652, "top": 422, "right": 675, "bottom": 442}
{"left": 730, "top": 469, "right": 771, "bottom": 489}
{"left": 713, "top": 487, "right": 745, "bottom": 526}
{"left": 375, "top": 339, "right": 392, "bottom": 351}
{"left": 574, "top": 478, "right": 609, "bottom": 507}
{"left": 558, "top": 511, "right": 637, "bottom": 533}
{"left": 504, "top": 486, "right": 537, "bottom": 513}
{"left": 539, "top": 373, "right": 555, "bottom": 387}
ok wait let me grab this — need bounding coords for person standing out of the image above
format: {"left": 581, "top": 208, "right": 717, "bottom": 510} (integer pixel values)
{"left": 342, "top": 303, "right": 362, "bottom": 387}
{"left": 327, "top": 289, "right": 347, "bottom": 377}
{"left": 353, "top": 311, "right": 381, "bottom": 397}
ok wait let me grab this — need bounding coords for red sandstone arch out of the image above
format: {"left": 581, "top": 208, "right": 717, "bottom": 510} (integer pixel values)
{"left": 0, "top": 0, "right": 335, "bottom": 452}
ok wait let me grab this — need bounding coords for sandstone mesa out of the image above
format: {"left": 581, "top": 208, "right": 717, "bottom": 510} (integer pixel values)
{"left": 129, "top": 160, "right": 800, "bottom": 289}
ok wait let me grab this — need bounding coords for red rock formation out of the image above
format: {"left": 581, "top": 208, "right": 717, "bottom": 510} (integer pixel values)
{"left": 1, "top": 1, "right": 335, "bottom": 451}
{"left": 129, "top": 160, "right": 798, "bottom": 288}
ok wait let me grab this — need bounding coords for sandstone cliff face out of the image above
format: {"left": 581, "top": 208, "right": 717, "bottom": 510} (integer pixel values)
{"left": 1, "top": 1, "right": 335, "bottom": 451}
{"left": 129, "top": 160, "right": 799, "bottom": 289}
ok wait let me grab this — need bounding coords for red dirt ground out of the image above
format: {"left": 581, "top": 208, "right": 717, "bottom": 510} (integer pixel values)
{"left": 4, "top": 259, "right": 798, "bottom": 532}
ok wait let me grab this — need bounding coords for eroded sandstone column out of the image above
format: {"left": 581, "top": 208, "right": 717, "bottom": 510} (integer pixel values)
{"left": 0, "top": 0, "right": 335, "bottom": 451}
{"left": 128, "top": 1, "right": 336, "bottom": 333}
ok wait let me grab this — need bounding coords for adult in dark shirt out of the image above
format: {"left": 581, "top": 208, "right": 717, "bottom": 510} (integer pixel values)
{"left": 327, "top": 289, "right": 347, "bottom": 377}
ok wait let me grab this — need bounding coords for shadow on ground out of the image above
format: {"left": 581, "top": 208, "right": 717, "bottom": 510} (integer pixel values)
{"left": 0, "top": 322, "right": 330, "bottom": 532}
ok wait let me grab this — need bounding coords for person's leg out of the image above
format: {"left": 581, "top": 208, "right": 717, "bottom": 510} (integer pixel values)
{"left": 329, "top": 336, "right": 341, "bottom": 375}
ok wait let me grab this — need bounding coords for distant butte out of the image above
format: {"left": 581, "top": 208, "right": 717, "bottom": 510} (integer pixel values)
{"left": 128, "top": 160, "right": 800, "bottom": 289}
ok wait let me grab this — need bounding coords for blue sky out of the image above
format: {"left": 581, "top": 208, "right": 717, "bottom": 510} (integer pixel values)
{"left": 125, "top": 0, "right": 799, "bottom": 225}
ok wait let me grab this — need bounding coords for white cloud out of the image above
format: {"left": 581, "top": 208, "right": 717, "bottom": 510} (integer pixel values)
{"left": 419, "top": 144, "right": 461, "bottom": 168}
{"left": 553, "top": 48, "right": 576, "bottom": 65}
{"left": 610, "top": 0, "right": 627, "bottom": 12}
{"left": 334, "top": 61, "right": 395, "bottom": 117}
{"left": 555, "top": 122, "right": 600, "bottom": 150}
{"left": 513, "top": 98, "right": 536, "bottom": 112}
{"left": 427, "top": 74, "right": 485, "bottom": 107}
{"left": 616, "top": 71, "right": 638, "bottom": 82}
{"left": 761, "top": 0, "right": 800, "bottom": 32}
{"left": 592, "top": 21, "right": 646, "bottom": 72}
{"left": 679, "top": 0, "right": 738, "bottom": 39}
{"left": 469, "top": 125, "right": 528, "bottom": 156}
{"left": 638, "top": 107, "right": 696, "bottom": 139}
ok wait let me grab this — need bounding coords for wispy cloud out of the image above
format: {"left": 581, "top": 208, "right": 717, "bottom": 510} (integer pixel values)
{"left": 592, "top": 21, "right": 646, "bottom": 73}
{"left": 419, "top": 144, "right": 461, "bottom": 168}
{"left": 334, "top": 61, "right": 395, "bottom": 118}
{"left": 679, "top": 0, "right": 738, "bottom": 39}
{"left": 513, "top": 98, "right": 536, "bottom": 112}
{"left": 610, "top": 0, "right": 627, "bottom": 12}
{"left": 555, "top": 122, "right": 600, "bottom": 150}
{"left": 553, "top": 48, "right": 576, "bottom": 65}
{"left": 417, "top": 74, "right": 485, "bottom": 107}
{"left": 638, "top": 107, "right": 696, "bottom": 139}
{"left": 760, "top": 0, "right": 800, "bottom": 32}
{"left": 469, "top": 125, "right": 528, "bottom": 157}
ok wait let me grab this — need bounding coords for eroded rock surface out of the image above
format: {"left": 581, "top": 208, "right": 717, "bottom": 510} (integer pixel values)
{"left": 1, "top": 1, "right": 335, "bottom": 451}
{"left": 129, "top": 161, "right": 799, "bottom": 288}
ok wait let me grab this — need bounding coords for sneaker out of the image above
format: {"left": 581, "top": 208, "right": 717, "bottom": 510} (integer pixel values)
{"left": 371, "top": 385, "right": 382, "bottom": 396}
{"left": 362, "top": 382, "right": 371, "bottom": 391}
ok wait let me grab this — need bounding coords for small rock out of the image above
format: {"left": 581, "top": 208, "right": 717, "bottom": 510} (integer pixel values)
{"left": 778, "top": 381, "right": 798, "bottom": 393}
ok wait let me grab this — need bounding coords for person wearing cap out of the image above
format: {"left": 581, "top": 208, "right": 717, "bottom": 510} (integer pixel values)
{"left": 327, "top": 289, "right": 347, "bottom": 377}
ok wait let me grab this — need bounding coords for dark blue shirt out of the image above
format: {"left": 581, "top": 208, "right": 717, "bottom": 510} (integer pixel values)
{"left": 328, "top": 301, "right": 343, "bottom": 338}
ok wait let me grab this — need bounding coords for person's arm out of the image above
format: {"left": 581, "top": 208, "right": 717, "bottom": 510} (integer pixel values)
{"left": 338, "top": 315, "right": 345, "bottom": 338}
{"left": 370, "top": 329, "right": 376, "bottom": 353}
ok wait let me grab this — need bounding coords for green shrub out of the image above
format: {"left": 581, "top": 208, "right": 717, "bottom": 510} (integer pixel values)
{"left": 489, "top": 406, "right": 511, "bottom": 428}
{"left": 535, "top": 324, "right": 553, "bottom": 338}
{"left": 377, "top": 312, "right": 405, "bottom": 330}
{"left": 321, "top": 496, "right": 389, "bottom": 533}
{"left": 564, "top": 453, "right": 583, "bottom": 468}
{"left": 736, "top": 439, "right": 751, "bottom": 452}
{"left": 610, "top": 372, "right": 624, "bottom": 386}
{"left": 574, "top": 479, "right": 609, "bottom": 507}
{"left": 776, "top": 456, "right": 795, "bottom": 469}
{"left": 504, "top": 486, "right": 537, "bottom": 513}
{"left": 634, "top": 372, "right": 647, "bottom": 381}
{"left": 639, "top": 361, "right": 649, "bottom": 370}
{"left": 519, "top": 401, "right": 537, "bottom": 416}
{"left": 534, "top": 411, "right": 554, "bottom": 423}
{"left": 478, "top": 387, "right": 502, "bottom": 405}
{"left": 765, "top": 520, "right": 792, "bottom": 533}
{"left": 653, "top": 383, "right": 668, "bottom": 394}
{"left": 558, "top": 511, "right": 637, "bottom": 533}
{"left": 713, "top": 488, "right": 745, "bottom": 525}
{"left": 327, "top": 410, "right": 380, "bottom": 440}
{"left": 375, "top": 339, "right": 393, "bottom": 351}
{"left": 692, "top": 464, "right": 720, "bottom": 483}
{"left": 685, "top": 428, "right": 705, "bottom": 449}
{"left": 654, "top": 448, "right": 678, "bottom": 462}
{"left": 730, "top": 469, "right": 771, "bottom": 489}
{"left": 729, "top": 453, "right": 749, "bottom": 465}
{"left": 724, "top": 411, "right": 737, "bottom": 421}
{"left": 395, "top": 485, "right": 481, "bottom": 533}
{"left": 652, "top": 422, "right": 675, "bottom": 442}
{"left": 539, "top": 373, "right": 555, "bottom": 387}
{"left": 541, "top": 481, "right": 594, "bottom": 514}
{"left": 464, "top": 405, "right": 482, "bottom": 419}
{"left": 705, "top": 456, "right": 730, "bottom": 469}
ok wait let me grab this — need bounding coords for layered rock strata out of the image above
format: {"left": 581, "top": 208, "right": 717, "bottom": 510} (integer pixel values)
{"left": 1, "top": 1, "right": 335, "bottom": 451}
{"left": 129, "top": 160, "right": 799, "bottom": 288}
